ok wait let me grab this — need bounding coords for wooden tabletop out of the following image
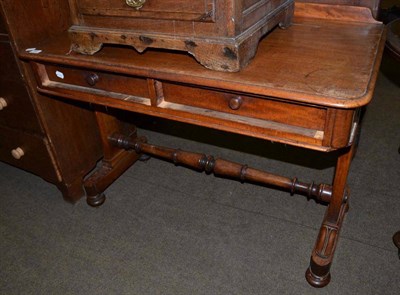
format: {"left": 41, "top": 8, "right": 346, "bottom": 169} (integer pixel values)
{"left": 20, "top": 3, "right": 386, "bottom": 109}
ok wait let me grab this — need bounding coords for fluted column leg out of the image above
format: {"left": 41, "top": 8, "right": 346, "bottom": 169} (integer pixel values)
{"left": 306, "top": 145, "right": 354, "bottom": 287}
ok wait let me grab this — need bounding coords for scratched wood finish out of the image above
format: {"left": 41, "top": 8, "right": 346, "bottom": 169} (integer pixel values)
{"left": 68, "top": 0, "right": 295, "bottom": 71}
{"left": 21, "top": 10, "right": 385, "bottom": 109}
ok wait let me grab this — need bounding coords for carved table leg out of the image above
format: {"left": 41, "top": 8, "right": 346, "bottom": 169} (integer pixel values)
{"left": 306, "top": 145, "right": 355, "bottom": 287}
{"left": 84, "top": 106, "right": 141, "bottom": 206}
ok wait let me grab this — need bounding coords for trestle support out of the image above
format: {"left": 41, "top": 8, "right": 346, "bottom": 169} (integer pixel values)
{"left": 109, "top": 133, "right": 333, "bottom": 204}
{"left": 107, "top": 133, "right": 357, "bottom": 287}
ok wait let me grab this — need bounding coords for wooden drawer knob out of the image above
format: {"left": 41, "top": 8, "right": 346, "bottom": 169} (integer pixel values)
{"left": 0, "top": 97, "right": 8, "bottom": 110}
{"left": 11, "top": 147, "right": 25, "bottom": 160}
{"left": 85, "top": 73, "right": 99, "bottom": 86}
{"left": 228, "top": 96, "right": 243, "bottom": 110}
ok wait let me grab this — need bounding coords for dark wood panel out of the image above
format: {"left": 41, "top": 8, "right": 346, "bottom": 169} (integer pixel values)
{"left": 0, "top": 41, "right": 42, "bottom": 133}
{"left": 0, "top": 9, "right": 7, "bottom": 34}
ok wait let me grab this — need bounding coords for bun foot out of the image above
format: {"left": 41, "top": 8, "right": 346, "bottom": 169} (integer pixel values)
{"left": 305, "top": 267, "right": 331, "bottom": 288}
{"left": 139, "top": 154, "right": 151, "bottom": 162}
{"left": 87, "top": 193, "right": 106, "bottom": 207}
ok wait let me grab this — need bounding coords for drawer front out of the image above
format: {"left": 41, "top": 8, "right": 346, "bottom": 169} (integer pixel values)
{"left": 0, "top": 41, "right": 42, "bottom": 133}
{"left": 75, "top": 0, "right": 216, "bottom": 22}
{"left": 162, "top": 82, "right": 327, "bottom": 131}
{"left": 43, "top": 64, "right": 150, "bottom": 101}
{"left": 0, "top": 125, "right": 58, "bottom": 183}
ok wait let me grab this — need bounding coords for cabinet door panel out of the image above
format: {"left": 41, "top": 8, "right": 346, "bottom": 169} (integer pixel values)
{"left": 0, "top": 40, "right": 42, "bottom": 133}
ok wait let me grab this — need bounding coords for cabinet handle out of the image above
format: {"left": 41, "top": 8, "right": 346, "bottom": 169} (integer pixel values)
{"left": 126, "top": 0, "right": 146, "bottom": 10}
{"left": 0, "top": 97, "right": 8, "bottom": 110}
{"left": 85, "top": 73, "right": 99, "bottom": 86}
{"left": 11, "top": 147, "right": 25, "bottom": 160}
{"left": 228, "top": 96, "right": 243, "bottom": 110}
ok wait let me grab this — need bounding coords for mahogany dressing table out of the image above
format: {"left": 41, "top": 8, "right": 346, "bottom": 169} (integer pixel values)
{"left": 16, "top": 2, "right": 385, "bottom": 288}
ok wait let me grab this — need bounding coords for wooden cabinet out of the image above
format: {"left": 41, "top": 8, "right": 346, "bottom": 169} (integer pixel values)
{"left": 68, "top": 0, "right": 295, "bottom": 71}
{"left": 0, "top": 6, "right": 103, "bottom": 202}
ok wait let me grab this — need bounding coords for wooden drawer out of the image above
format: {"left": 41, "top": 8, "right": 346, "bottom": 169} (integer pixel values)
{"left": 161, "top": 81, "right": 327, "bottom": 131}
{"left": 68, "top": 0, "right": 294, "bottom": 71}
{"left": 0, "top": 40, "right": 42, "bottom": 133}
{"left": 0, "top": 125, "right": 58, "bottom": 183}
{"left": 75, "top": 0, "right": 216, "bottom": 22}
{"left": 43, "top": 64, "right": 150, "bottom": 102}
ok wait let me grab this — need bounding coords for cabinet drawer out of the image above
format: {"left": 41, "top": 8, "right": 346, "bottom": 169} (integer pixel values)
{"left": 33, "top": 61, "right": 329, "bottom": 149}
{"left": 43, "top": 64, "right": 150, "bottom": 102}
{"left": 75, "top": 0, "right": 215, "bottom": 22}
{"left": 37, "top": 63, "right": 326, "bottom": 133}
{"left": 0, "top": 41, "right": 42, "bottom": 133}
{"left": 161, "top": 82, "right": 327, "bottom": 131}
{"left": 0, "top": 126, "right": 58, "bottom": 183}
